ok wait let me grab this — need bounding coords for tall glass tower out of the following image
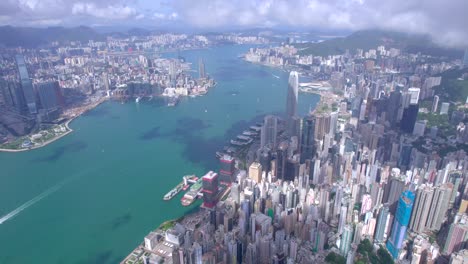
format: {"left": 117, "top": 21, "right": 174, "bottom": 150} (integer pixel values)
{"left": 386, "top": 190, "right": 415, "bottom": 259}
{"left": 15, "top": 55, "right": 37, "bottom": 114}
{"left": 198, "top": 58, "right": 206, "bottom": 79}
{"left": 286, "top": 71, "right": 299, "bottom": 119}
{"left": 260, "top": 115, "right": 278, "bottom": 149}
{"left": 300, "top": 116, "right": 316, "bottom": 163}
{"left": 463, "top": 48, "right": 468, "bottom": 68}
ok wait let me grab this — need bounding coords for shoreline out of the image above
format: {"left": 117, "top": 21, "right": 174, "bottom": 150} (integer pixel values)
{"left": 0, "top": 97, "right": 108, "bottom": 153}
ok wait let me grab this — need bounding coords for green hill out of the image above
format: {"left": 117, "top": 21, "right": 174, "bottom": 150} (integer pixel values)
{"left": 0, "top": 25, "right": 104, "bottom": 48}
{"left": 433, "top": 67, "right": 468, "bottom": 103}
{"left": 295, "top": 30, "right": 463, "bottom": 58}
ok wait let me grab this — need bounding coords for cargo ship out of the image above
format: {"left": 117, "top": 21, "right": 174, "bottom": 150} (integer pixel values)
{"left": 181, "top": 178, "right": 203, "bottom": 206}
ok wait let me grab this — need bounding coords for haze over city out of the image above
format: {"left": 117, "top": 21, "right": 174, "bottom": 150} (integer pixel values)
{"left": 0, "top": 0, "right": 467, "bottom": 46}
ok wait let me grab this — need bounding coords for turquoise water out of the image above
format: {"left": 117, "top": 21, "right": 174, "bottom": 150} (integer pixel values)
{"left": 0, "top": 45, "right": 319, "bottom": 264}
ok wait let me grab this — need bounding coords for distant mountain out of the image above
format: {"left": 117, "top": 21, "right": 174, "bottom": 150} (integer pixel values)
{"left": 0, "top": 25, "right": 103, "bottom": 48}
{"left": 295, "top": 30, "right": 463, "bottom": 58}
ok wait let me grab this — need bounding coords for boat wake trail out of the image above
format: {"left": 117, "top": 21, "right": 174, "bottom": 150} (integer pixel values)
{"left": 0, "top": 182, "right": 66, "bottom": 225}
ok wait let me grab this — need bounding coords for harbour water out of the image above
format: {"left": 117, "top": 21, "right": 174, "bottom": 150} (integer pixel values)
{"left": 0, "top": 45, "right": 319, "bottom": 263}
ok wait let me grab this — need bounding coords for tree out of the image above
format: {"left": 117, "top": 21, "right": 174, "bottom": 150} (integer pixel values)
{"left": 377, "top": 246, "right": 394, "bottom": 264}
{"left": 356, "top": 239, "right": 394, "bottom": 264}
{"left": 357, "top": 239, "right": 373, "bottom": 255}
{"left": 325, "top": 252, "right": 346, "bottom": 264}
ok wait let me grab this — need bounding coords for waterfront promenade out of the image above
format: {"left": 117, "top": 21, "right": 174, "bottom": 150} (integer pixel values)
{"left": 0, "top": 97, "right": 108, "bottom": 153}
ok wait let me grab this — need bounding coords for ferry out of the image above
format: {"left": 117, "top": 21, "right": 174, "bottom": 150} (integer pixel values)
{"left": 242, "top": 130, "right": 257, "bottom": 136}
{"left": 249, "top": 125, "right": 262, "bottom": 132}
{"left": 181, "top": 178, "right": 203, "bottom": 206}
{"left": 163, "top": 182, "right": 183, "bottom": 201}
{"left": 230, "top": 138, "right": 253, "bottom": 146}
{"left": 182, "top": 175, "right": 198, "bottom": 191}
{"left": 237, "top": 135, "right": 251, "bottom": 141}
{"left": 164, "top": 175, "right": 197, "bottom": 201}
{"left": 230, "top": 140, "right": 244, "bottom": 146}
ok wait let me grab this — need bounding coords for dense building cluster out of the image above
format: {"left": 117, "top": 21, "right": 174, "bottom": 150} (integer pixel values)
{"left": 126, "top": 44, "right": 468, "bottom": 264}
{"left": 1, "top": 32, "right": 263, "bottom": 143}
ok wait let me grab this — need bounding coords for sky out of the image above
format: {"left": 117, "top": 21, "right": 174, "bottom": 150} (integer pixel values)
{"left": 0, "top": 0, "right": 467, "bottom": 47}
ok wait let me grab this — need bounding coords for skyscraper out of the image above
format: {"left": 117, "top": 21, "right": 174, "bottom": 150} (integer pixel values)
{"left": 260, "top": 115, "right": 278, "bottom": 149}
{"left": 386, "top": 190, "right": 415, "bottom": 259}
{"left": 400, "top": 104, "right": 419, "bottom": 134}
{"left": 199, "top": 58, "right": 206, "bottom": 79}
{"left": 383, "top": 177, "right": 405, "bottom": 214}
{"left": 0, "top": 79, "right": 25, "bottom": 113}
{"left": 463, "top": 48, "right": 468, "bottom": 68}
{"left": 440, "top": 102, "right": 450, "bottom": 115}
{"left": 284, "top": 159, "right": 299, "bottom": 181}
{"left": 408, "top": 88, "right": 420, "bottom": 105}
{"left": 286, "top": 71, "right": 299, "bottom": 131}
{"left": 314, "top": 114, "right": 331, "bottom": 140}
{"left": 426, "top": 183, "right": 452, "bottom": 231}
{"left": 409, "top": 186, "right": 433, "bottom": 233}
{"left": 374, "top": 205, "right": 390, "bottom": 243}
{"left": 36, "top": 81, "right": 63, "bottom": 111}
{"left": 340, "top": 225, "right": 354, "bottom": 255}
{"left": 169, "top": 60, "right": 177, "bottom": 82}
{"left": 387, "top": 90, "right": 402, "bottom": 127}
{"left": 219, "top": 155, "right": 235, "bottom": 183}
{"left": 248, "top": 162, "right": 262, "bottom": 183}
{"left": 300, "top": 116, "right": 316, "bottom": 163}
{"left": 202, "top": 171, "right": 219, "bottom": 209}
{"left": 275, "top": 141, "right": 289, "bottom": 181}
{"left": 15, "top": 55, "right": 37, "bottom": 114}
{"left": 102, "top": 72, "right": 110, "bottom": 91}
{"left": 443, "top": 215, "right": 468, "bottom": 254}
{"left": 432, "top": 95, "right": 439, "bottom": 113}
{"left": 192, "top": 242, "right": 202, "bottom": 264}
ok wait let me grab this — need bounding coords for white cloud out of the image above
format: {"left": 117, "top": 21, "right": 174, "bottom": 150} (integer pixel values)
{"left": 168, "top": 0, "right": 468, "bottom": 48}
{"left": 0, "top": 0, "right": 467, "bottom": 48}
{"left": 135, "top": 13, "right": 145, "bottom": 20}
{"left": 169, "top": 12, "right": 178, "bottom": 20}
{"left": 153, "top": 12, "right": 166, "bottom": 19}
{"left": 72, "top": 2, "right": 137, "bottom": 19}
{"left": 152, "top": 11, "right": 178, "bottom": 20}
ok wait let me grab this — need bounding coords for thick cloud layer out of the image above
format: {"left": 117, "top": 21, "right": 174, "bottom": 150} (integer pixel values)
{"left": 169, "top": 0, "right": 468, "bottom": 48}
{"left": 0, "top": 0, "right": 467, "bottom": 48}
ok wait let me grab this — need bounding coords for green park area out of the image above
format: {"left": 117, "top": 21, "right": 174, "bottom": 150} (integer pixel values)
{"left": 433, "top": 68, "right": 468, "bottom": 103}
{"left": 0, "top": 124, "right": 69, "bottom": 150}
{"left": 325, "top": 239, "right": 394, "bottom": 264}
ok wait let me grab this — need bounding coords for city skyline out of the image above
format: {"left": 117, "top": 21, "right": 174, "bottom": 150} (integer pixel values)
{"left": 0, "top": 2, "right": 468, "bottom": 263}
{"left": 0, "top": 0, "right": 467, "bottom": 48}
{"left": 286, "top": 71, "right": 298, "bottom": 134}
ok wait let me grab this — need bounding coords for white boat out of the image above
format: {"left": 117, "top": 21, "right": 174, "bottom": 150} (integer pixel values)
{"left": 135, "top": 97, "right": 141, "bottom": 103}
